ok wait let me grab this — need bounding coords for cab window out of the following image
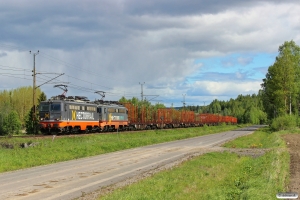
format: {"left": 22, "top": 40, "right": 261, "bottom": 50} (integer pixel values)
{"left": 39, "top": 104, "right": 49, "bottom": 111}
{"left": 51, "top": 104, "right": 61, "bottom": 111}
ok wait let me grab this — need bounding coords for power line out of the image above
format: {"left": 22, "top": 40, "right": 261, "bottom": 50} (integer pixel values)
{"left": 39, "top": 52, "right": 135, "bottom": 85}
{"left": 0, "top": 43, "right": 29, "bottom": 52}
{"left": 0, "top": 44, "right": 144, "bottom": 99}
{"left": 0, "top": 74, "right": 32, "bottom": 81}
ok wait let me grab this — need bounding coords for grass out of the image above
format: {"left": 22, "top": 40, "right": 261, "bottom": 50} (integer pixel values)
{"left": 100, "top": 149, "right": 289, "bottom": 200}
{"left": 223, "top": 126, "right": 285, "bottom": 149}
{"left": 1, "top": 124, "right": 290, "bottom": 199}
{"left": 0, "top": 124, "right": 241, "bottom": 173}
{"left": 98, "top": 126, "right": 290, "bottom": 200}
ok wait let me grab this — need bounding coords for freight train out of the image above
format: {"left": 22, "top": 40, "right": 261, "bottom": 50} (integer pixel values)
{"left": 38, "top": 95, "right": 237, "bottom": 134}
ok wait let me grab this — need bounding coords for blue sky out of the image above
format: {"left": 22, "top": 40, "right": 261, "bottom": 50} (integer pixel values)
{"left": 0, "top": 0, "right": 299, "bottom": 107}
{"left": 192, "top": 53, "right": 276, "bottom": 81}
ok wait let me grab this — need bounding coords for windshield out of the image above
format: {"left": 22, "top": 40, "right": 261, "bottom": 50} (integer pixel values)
{"left": 39, "top": 103, "right": 49, "bottom": 111}
{"left": 51, "top": 103, "right": 61, "bottom": 111}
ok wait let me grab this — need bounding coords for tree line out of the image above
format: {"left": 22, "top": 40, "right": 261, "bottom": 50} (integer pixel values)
{"left": 0, "top": 40, "right": 299, "bottom": 135}
{"left": 0, "top": 87, "right": 45, "bottom": 135}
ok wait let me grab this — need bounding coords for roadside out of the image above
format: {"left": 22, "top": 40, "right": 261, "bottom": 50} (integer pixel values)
{"left": 77, "top": 147, "right": 271, "bottom": 200}
{"left": 86, "top": 126, "right": 288, "bottom": 200}
{"left": 282, "top": 134, "right": 300, "bottom": 195}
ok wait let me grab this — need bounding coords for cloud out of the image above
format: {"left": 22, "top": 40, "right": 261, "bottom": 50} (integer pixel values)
{"left": 187, "top": 80, "right": 262, "bottom": 96}
{"left": 0, "top": 52, "right": 7, "bottom": 57}
{"left": 0, "top": 0, "right": 299, "bottom": 106}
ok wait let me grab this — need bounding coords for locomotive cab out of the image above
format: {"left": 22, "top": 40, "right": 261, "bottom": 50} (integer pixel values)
{"left": 39, "top": 100, "right": 64, "bottom": 134}
{"left": 39, "top": 97, "right": 100, "bottom": 134}
{"left": 39, "top": 101, "right": 62, "bottom": 121}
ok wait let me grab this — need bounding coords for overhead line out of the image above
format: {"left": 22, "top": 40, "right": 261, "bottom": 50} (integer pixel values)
{"left": 0, "top": 74, "right": 32, "bottom": 81}
{"left": 0, "top": 44, "right": 143, "bottom": 98}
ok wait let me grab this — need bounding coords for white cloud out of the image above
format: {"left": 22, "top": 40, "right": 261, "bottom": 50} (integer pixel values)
{"left": 189, "top": 80, "right": 262, "bottom": 96}
{"left": 0, "top": 0, "right": 299, "bottom": 106}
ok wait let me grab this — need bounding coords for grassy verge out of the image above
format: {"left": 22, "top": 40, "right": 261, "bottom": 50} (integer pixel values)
{"left": 100, "top": 150, "right": 289, "bottom": 200}
{"left": 0, "top": 124, "right": 241, "bottom": 173}
{"left": 223, "top": 126, "right": 285, "bottom": 148}
{"left": 99, "top": 126, "right": 290, "bottom": 200}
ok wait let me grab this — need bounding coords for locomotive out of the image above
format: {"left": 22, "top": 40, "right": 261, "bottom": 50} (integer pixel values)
{"left": 38, "top": 94, "right": 238, "bottom": 134}
{"left": 39, "top": 95, "right": 128, "bottom": 134}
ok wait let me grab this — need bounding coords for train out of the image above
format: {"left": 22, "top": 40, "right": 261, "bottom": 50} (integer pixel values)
{"left": 38, "top": 95, "right": 237, "bottom": 134}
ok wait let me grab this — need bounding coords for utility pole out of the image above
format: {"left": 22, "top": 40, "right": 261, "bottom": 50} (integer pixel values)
{"left": 30, "top": 50, "right": 39, "bottom": 134}
{"left": 139, "top": 82, "right": 145, "bottom": 101}
{"left": 182, "top": 94, "right": 186, "bottom": 109}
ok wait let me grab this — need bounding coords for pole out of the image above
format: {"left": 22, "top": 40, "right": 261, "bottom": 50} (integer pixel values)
{"left": 182, "top": 94, "right": 186, "bottom": 109}
{"left": 139, "top": 82, "right": 145, "bottom": 101}
{"left": 31, "top": 50, "right": 39, "bottom": 134}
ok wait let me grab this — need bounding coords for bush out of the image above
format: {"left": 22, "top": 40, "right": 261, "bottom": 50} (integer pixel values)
{"left": 270, "top": 115, "right": 297, "bottom": 131}
{"left": 0, "top": 110, "right": 22, "bottom": 135}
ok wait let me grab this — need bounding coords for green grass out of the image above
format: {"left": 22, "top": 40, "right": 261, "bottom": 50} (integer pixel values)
{"left": 100, "top": 149, "right": 289, "bottom": 200}
{"left": 0, "top": 125, "right": 241, "bottom": 173}
{"left": 99, "top": 126, "right": 290, "bottom": 200}
{"left": 223, "top": 126, "right": 285, "bottom": 149}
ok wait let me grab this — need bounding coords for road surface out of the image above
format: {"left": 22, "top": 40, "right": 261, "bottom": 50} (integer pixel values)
{"left": 0, "top": 125, "right": 262, "bottom": 199}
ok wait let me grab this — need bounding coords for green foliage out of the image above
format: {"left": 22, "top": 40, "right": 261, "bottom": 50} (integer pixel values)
{"left": 270, "top": 115, "right": 298, "bottom": 131}
{"left": 0, "top": 110, "right": 22, "bottom": 135}
{"left": 261, "top": 40, "right": 300, "bottom": 119}
{"left": 244, "top": 105, "right": 267, "bottom": 124}
{"left": 24, "top": 107, "right": 38, "bottom": 134}
{"left": 0, "top": 86, "right": 44, "bottom": 129}
{"left": 204, "top": 94, "right": 266, "bottom": 124}
{"left": 119, "top": 96, "right": 165, "bottom": 109}
{"left": 25, "top": 92, "right": 47, "bottom": 134}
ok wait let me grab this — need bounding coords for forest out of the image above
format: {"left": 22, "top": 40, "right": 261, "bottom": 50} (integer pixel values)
{"left": 0, "top": 40, "right": 299, "bottom": 135}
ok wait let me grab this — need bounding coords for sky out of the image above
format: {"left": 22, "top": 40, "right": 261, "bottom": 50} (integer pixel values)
{"left": 0, "top": 0, "right": 299, "bottom": 107}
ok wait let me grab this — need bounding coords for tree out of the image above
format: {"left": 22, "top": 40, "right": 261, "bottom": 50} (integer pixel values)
{"left": 261, "top": 41, "right": 300, "bottom": 118}
{"left": 3, "top": 111, "right": 22, "bottom": 135}
{"left": 25, "top": 92, "right": 47, "bottom": 134}
{"left": 119, "top": 96, "right": 128, "bottom": 103}
{"left": 0, "top": 86, "right": 44, "bottom": 128}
